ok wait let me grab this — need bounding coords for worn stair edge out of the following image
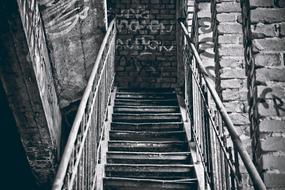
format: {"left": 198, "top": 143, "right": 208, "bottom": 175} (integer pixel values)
{"left": 105, "top": 164, "right": 196, "bottom": 180}
{"left": 108, "top": 141, "right": 189, "bottom": 152}
{"left": 104, "top": 176, "right": 198, "bottom": 183}
{"left": 111, "top": 122, "right": 184, "bottom": 131}
{"left": 116, "top": 94, "right": 177, "bottom": 99}
{"left": 109, "top": 130, "right": 186, "bottom": 141}
{"left": 113, "top": 106, "right": 180, "bottom": 113}
{"left": 112, "top": 114, "right": 182, "bottom": 122}
{"left": 117, "top": 88, "right": 175, "bottom": 93}
{"left": 115, "top": 99, "right": 178, "bottom": 102}
{"left": 107, "top": 151, "right": 192, "bottom": 164}
{"left": 104, "top": 177, "right": 198, "bottom": 190}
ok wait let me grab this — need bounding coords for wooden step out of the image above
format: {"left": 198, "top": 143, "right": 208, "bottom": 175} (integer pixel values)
{"left": 105, "top": 164, "right": 196, "bottom": 180}
{"left": 111, "top": 122, "right": 184, "bottom": 131}
{"left": 107, "top": 152, "right": 192, "bottom": 164}
{"left": 109, "top": 130, "right": 186, "bottom": 141}
{"left": 103, "top": 177, "right": 198, "bottom": 190}
{"left": 112, "top": 113, "right": 182, "bottom": 123}
{"left": 113, "top": 106, "right": 180, "bottom": 113}
{"left": 108, "top": 141, "right": 189, "bottom": 152}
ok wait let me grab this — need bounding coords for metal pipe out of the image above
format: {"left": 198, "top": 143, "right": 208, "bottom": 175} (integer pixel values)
{"left": 179, "top": 21, "right": 267, "bottom": 190}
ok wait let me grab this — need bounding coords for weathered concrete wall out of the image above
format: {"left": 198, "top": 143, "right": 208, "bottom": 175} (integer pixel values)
{"left": 241, "top": 0, "right": 285, "bottom": 188}
{"left": 39, "top": 0, "right": 107, "bottom": 108}
{"left": 111, "top": 0, "right": 177, "bottom": 88}
{"left": 0, "top": 0, "right": 62, "bottom": 187}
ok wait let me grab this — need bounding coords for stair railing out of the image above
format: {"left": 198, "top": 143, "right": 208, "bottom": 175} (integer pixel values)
{"left": 52, "top": 19, "right": 116, "bottom": 190}
{"left": 178, "top": 21, "right": 266, "bottom": 190}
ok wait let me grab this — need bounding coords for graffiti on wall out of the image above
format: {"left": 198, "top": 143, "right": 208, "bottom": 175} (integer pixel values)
{"left": 116, "top": 8, "right": 175, "bottom": 55}
{"left": 198, "top": 17, "right": 215, "bottom": 80}
{"left": 259, "top": 87, "right": 285, "bottom": 116}
{"left": 39, "top": 0, "right": 91, "bottom": 38}
{"left": 199, "top": 17, "right": 215, "bottom": 59}
{"left": 116, "top": 37, "right": 174, "bottom": 53}
{"left": 119, "top": 55, "right": 160, "bottom": 76}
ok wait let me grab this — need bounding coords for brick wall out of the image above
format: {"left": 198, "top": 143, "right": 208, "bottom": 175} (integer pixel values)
{"left": 212, "top": 0, "right": 251, "bottom": 188}
{"left": 241, "top": 0, "right": 285, "bottom": 188}
{"left": 212, "top": 0, "right": 250, "bottom": 148}
{"left": 111, "top": 0, "right": 177, "bottom": 88}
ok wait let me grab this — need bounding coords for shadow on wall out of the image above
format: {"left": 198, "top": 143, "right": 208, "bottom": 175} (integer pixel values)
{"left": 0, "top": 83, "right": 40, "bottom": 190}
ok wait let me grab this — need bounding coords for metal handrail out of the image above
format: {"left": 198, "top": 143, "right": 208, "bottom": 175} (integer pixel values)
{"left": 179, "top": 21, "right": 267, "bottom": 190}
{"left": 52, "top": 19, "right": 116, "bottom": 190}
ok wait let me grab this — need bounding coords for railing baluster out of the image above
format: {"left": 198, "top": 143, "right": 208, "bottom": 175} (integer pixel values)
{"left": 52, "top": 19, "right": 116, "bottom": 190}
{"left": 179, "top": 21, "right": 266, "bottom": 190}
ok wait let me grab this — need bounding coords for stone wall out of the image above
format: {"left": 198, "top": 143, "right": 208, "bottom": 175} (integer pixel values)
{"left": 0, "top": 0, "right": 62, "bottom": 187}
{"left": 241, "top": 0, "right": 285, "bottom": 188}
{"left": 111, "top": 0, "right": 177, "bottom": 88}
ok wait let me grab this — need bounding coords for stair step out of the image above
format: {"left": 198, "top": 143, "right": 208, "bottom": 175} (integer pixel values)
{"left": 107, "top": 152, "right": 192, "bottom": 164}
{"left": 112, "top": 113, "right": 181, "bottom": 122}
{"left": 117, "top": 88, "right": 175, "bottom": 94}
{"left": 113, "top": 106, "right": 180, "bottom": 113}
{"left": 115, "top": 99, "right": 178, "bottom": 106}
{"left": 116, "top": 93, "right": 176, "bottom": 99}
{"left": 104, "top": 177, "right": 198, "bottom": 190}
{"left": 109, "top": 130, "right": 186, "bottom": 141}
{"left": 111, "top": 122, "right": 184, "bottom": 131}
{"left": 108, "top": 141, "right": 189, "bottom": 152}
{"left": 105, "top": 164, "right": 196, "bottom": 179}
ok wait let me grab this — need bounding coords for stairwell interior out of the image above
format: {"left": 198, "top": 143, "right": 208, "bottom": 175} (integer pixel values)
{"left": 103, "top": 88, "right": 199, "bottom": 190}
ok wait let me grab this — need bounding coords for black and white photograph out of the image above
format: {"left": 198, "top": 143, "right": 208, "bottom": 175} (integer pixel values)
{"left": 0, "top": 0, "right": 284, "bottom": 189}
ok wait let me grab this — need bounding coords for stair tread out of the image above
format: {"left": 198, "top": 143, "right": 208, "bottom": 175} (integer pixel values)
{"left": 111, "top": 123, "right": 183, "bottom": 132}
{"left": 104, "top": 177, "right": 198, "bottom": 190}
{"left": 115, "top": 99, "right": 177, "bottom": 102}
{"left": 116, "top": 94, "right": 176, "bottom": 99}
{"left": 105, "top": 164, "right": 196, "bottom": 180}
{"left": 112, "top": 121, "right": 183, "bottom": 125}
{"left": 110, "top": 130, "right": 184, "bottom": 134}
{"left": 106, "top": 163, "right": 194, "bottom": 167}
{"left": 109, "top": 140, "right": 188, "bottom": 143}
{"left": 107, "top": 151, "right": 192, "bottom": 155}
{"left": 104, "top": 177, "right": 198, "bottom": 183}
{"left": 114, "top": 107, "right": 179, "bottom": 113}
{"left": 114, "top": 105, "right": 179, "bottom": 108}
{"left": 107, "top": 151, "right": 192, "bottom": 164}
{"left": 116, "top": 91, "right": 175, "bottom": 95}
{"left": 113, "top": 113, "right": 181, "bottom": 116}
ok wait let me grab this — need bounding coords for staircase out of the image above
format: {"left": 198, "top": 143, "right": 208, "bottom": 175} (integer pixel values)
{"left": 103, "top": 89, "right": 198, "bottom": 190}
